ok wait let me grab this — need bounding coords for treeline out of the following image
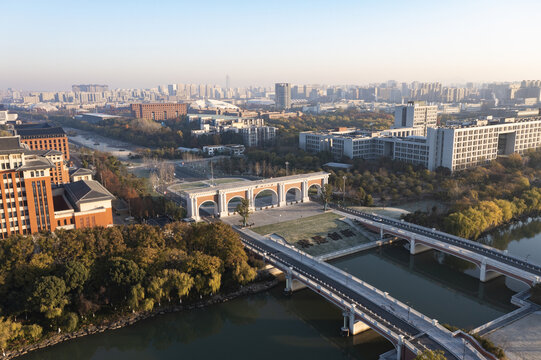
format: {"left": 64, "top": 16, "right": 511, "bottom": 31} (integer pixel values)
{"left": 444, "top": 188, "right": 541, "bottom": 239}
{"left": 0, "top": 222, "right": 257, "bottom": 352}
{"left": 81, "top": 150, "right": 185, "bottom": 220}
{"left": 52, "top": 115, "right": 245, "bottom": 151}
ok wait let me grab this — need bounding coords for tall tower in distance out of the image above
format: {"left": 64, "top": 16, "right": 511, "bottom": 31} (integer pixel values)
{"left": 226, "top": 75, "right": 230, "bottom": 90}
{"left": 275, "top": 83, "right": 291, "bottom": 110}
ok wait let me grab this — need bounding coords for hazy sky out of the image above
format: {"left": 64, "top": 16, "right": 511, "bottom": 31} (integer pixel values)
{"left": 2, "top": 0, "right": 541, "bottom": 90}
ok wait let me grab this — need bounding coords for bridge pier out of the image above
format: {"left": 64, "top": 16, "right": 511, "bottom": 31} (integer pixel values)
{"left": 409, "top": 237, "right": 431, "bottom": 255}
{"left": 479, "top": 258, "right": 502, "bottom": 282}
{"left": 340, "top": 305, "right": 370, "bottom": 337}
{"left": 284, "top": 268, "right": 293, "bottom": 296}
{"left": 341, "top": 310, "right": 350, "bottom": 336}
{"left": 396, "top": 335, "right": 404, "bottom": 360}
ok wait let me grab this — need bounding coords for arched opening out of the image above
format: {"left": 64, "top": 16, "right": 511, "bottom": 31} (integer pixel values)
{"left": 286, "top": 187, "right": 301, "bottom": 203}
{"left": 254, "top": 189, "right": 278, "bottom": 209}
{"left": 308, "top": 183, "right": 321, "bottom": 198}
{"left": 227, "top": 196, "right": 244, "bottom": 214}
{"left": 199, "top": 200, "right": 218, "bottom": 218}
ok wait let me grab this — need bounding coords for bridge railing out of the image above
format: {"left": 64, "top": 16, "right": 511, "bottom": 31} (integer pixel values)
{"left": 333, "top": 204, "right": 541, "bottom": 278}
{"left": 243, "top": 236, "right": 422, "bottom": 356}
{"left": 262, "top": 232, "right": 440, "bottom": 327}
{"left": 239, "top": 230, "right": 497, "bottom": 360}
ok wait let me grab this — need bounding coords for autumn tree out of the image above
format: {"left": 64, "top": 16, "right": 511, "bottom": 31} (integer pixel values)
{"left": 236, "top": 198, "right": 251, "bottom": 227}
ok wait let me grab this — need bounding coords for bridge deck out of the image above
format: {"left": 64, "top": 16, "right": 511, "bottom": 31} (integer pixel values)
{"left": 331, "top": 204, "right": 541, "bottom": 285}
{"left": 237, "top": 228, "right": 491, "bottom": 360}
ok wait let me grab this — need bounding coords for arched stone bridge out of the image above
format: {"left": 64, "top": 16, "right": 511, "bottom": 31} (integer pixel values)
{"left": 182, "top": 172, "right": 329, "bottom": 221}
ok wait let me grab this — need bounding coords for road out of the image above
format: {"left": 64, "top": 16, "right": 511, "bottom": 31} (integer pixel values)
{"left": 235, "top": 228, "right": 469, "bottom": 359}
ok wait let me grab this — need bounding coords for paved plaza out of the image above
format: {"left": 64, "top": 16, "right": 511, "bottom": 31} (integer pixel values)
{"left": 221, "top": 201, "right": 325, "bottom": 227}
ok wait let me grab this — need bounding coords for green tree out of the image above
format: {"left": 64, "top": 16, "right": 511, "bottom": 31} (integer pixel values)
{"left": 61, "top": 312, "right": 78, "bottom": 332}
{"left": 321, "top": 183, "right": 333, "bottom": 211}
{"left": 0, "top": 317, "right": 22, "bottom": 354}
{"left": 22, "top": 324, "right": 42, "bottom": 342}
{"left": 127, "top": 284, "right": 146, "bottom": 310}
{"left": 163, "top": 269, "right": 194, "bottom": 301}
{"left": 63, "top": 260, "right": 90, "bottom": 293}
{"left": 107, "top": 258, "right": 145, "bottom": 289}
{"left": 30, "top": 276, "right": 69, "bottom": 319}
{"left": 185, "top": 252, "right": 222, "bottom": 296}
{"left": 236, "top": 198, "right": 251, "bottom": 227}
{"left": 414, "top": 350, "right": 447, "bottom": 360}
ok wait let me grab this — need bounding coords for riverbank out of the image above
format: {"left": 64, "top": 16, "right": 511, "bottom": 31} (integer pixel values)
{"left": 3, "top": 277, "right": 280, "bottom": 360}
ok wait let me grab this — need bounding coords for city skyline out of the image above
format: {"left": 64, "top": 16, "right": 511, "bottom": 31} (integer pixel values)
{"left": 2, "top": 0, "right": 541, "bottom": 90}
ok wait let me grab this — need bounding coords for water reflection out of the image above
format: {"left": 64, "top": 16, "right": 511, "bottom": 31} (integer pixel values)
{"left": 480, "top": 217, "right": 541, "bottom": 266}
{"left": 331, "top": 243, "right": 516, "bottom": 330}
{"left": 20, "top": 287, "right": 393, "bottom": 360}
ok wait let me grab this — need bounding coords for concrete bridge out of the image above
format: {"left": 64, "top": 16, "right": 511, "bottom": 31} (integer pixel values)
{"left": 235, "top": 227, "right": 496, "bottom": 360}
{"left": 332, "top": 205, "right": 541, "bottom": 287}
{"left": 182, "top": 172, "right": 329, "bottom": 221}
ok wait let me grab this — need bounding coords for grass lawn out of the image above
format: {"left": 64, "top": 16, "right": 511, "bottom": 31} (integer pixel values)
{"left": 128, "top": 167, "right": 152, "bottom": 179}
{"left": 252, "top": 212, "right": 372, "bottom": 256}
{"left": 169, "top": 181, "right": 209, "bottom": 191}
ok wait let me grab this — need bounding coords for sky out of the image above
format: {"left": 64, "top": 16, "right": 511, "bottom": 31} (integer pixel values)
{"left": 2, "top": 0, "right": 541, "bottom": 90}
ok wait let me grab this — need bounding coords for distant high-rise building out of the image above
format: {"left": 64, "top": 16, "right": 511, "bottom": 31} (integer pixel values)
{"left": 393, "top": 101, "right": 438, "bottom": 136}
{"left": 226, "top": 75, "right": 231, "bottom": 91}
{"left": 275, "top": 83, "right": 291, "bottom": 110}
{"left": 131, "top": 103, "right": 188, "bottom": 121}
{"left": 168, "top": 84, "right": 177, "bottom": 96}
{"left": 72, "top": 84, "right": 108, "bottom": 93}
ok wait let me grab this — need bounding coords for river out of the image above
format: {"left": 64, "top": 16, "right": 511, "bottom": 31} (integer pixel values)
{"left": 20, "top": 218, "right": 541, "bottom": 360}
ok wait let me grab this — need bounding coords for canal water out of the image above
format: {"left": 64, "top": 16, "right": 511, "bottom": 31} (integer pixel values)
{"left": 479, "top": 217, "right": 541, "bottom": 266}
{"left": 21, "top": 218, "right": 541, "bottom": 360}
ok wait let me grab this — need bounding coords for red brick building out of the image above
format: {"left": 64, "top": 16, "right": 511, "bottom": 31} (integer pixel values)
{"left": 14, "top": 123, "right": 70, "bottom": 161}
{"left": 0, "top": 136, "right": 114, "bottom": 238}
{"left": 131, "top": 103, "right": 188, "bottom": 121}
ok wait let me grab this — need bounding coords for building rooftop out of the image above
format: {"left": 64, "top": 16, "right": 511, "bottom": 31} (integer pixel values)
{"left": 24, "top": 149, "right": 63, "bottom": 157}
{"left": 0, "top": 136, "right": 24, "bottom": 152}
{"left": 64, "top": 180, "right": 115, "bottom": 204}
{"left": 69, "top": 168, "right": 93, "bottom": 176}
{"left": 439, "top": 115, "right": 541, "bottom": 130}
{"left": 17, "top": 157, "right": 54, "bottom": 171}
{"left": 323, "top": 162, "right": 353, "bottom": 169}
{"left": 14, "top": 123, "right": 66, "bottom": 137}
{"left": 182, "top": 171, "right": 329, "bottom": 196}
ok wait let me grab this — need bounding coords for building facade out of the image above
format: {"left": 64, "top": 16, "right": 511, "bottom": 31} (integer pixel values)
{"left": 301, "top": 116, "right": 541, "bottom": 172}
{"left": 394, "top": 101, "right": 438, "bottom": 136}
{"left": 131, "top": 103, "right": 188, "bottom": 121}
{"left": 427, "top": 116, "right": 541, "bottom": 171}
{"left": 14, "top": 124, "right": 70, "bottom": 161}
{"left": 275, "top": 83, "right": 292, "bottom": 110}
{"left": 0, "top": 136, "right": 114, "bottom": 238}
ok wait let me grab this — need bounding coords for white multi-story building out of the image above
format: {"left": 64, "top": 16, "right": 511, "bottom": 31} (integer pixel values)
{"left": 299, "top": 127, "right": 428, "bottom": 166}
{"left": 0, "top": 110, "right": 18, "bottom": 124}
{"left": 300, "top": 116, "right": 541, "bottom": 172}
{"left": 427, "top": 116, "right": 541, "bottom": 171}
{"left": 394, "top": 101, "right": 438, "bottom": 136}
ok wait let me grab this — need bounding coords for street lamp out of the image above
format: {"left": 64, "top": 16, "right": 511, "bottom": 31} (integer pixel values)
{"left": 285, "top": 161, "right": 289, "bottom": 176}
{"left": 342, "top": 175, "right": 347, "bottom": 204}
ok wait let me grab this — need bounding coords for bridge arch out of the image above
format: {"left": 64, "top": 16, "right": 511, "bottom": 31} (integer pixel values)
{"left": 286, "top": 187, "right": 302, "bottom": 203}
{"left": 308, "top": 183, "right": 322, "bottom": 196}
{"left": 227, "top": 196, "right": 245, "bottom": 214}
{"left": 199, "top": 200, "right": 218, "bottom": 217}
{"left": 254, "top": 189, "right": 278, "bottom": 209}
